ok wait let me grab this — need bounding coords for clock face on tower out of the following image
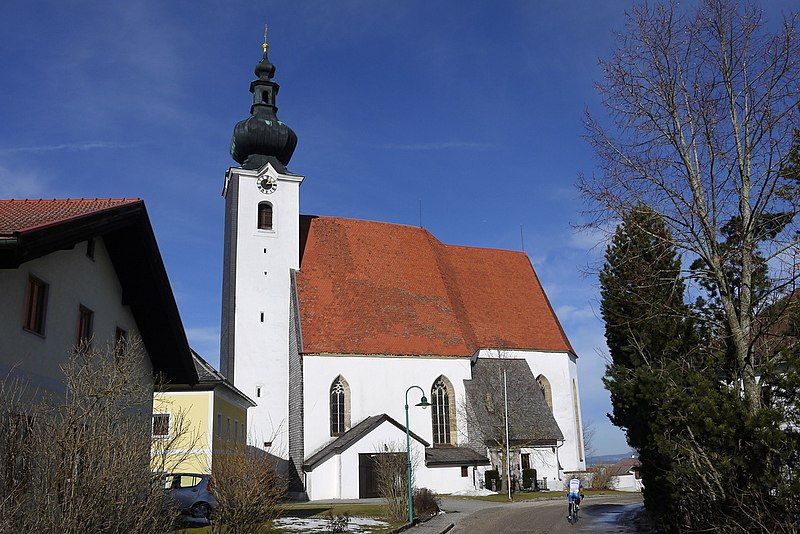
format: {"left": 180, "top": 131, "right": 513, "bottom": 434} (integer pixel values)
{"left": 257, "top": 176, "right": 278, "bottom": 194}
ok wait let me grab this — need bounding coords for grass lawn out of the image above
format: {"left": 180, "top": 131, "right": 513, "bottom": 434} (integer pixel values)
{"left": 173, "top": 502, "right": 403, "bottom": 533}
{"left": 447, "top": 489, "right": 628, "bottom": 503}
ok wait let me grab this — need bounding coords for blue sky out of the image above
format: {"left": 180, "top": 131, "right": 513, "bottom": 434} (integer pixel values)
{"left": 2, "top": 1, "right": 795, "bottom": 456}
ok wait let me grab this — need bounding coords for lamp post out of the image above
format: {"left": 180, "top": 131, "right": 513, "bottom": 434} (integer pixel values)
{"left": 404, "top": 385, "right": 430, "bottom": 523}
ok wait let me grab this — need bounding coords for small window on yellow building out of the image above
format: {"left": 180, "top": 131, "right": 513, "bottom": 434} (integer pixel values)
{"left": 153, "top": 414, "right": 170, "bottom": 437}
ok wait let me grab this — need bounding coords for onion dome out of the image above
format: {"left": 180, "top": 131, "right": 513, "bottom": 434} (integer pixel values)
{"left": 230, "top": 31, "right": 297, "bottom": 172}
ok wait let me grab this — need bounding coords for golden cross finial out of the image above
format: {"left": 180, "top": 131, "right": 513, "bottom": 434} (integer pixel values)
{"left": 262, "top": 23, "right": 269, "bottom": 53}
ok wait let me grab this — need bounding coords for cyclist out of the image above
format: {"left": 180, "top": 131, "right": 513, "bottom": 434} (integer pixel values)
{"left": 567, "top": 477, "right": 582, "bottom": 520}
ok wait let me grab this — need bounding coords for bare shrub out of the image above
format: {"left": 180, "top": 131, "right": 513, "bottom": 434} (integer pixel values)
{"left": 373, "top": 442, "right": 417, "bottom": 522}
{"left": 413, "top": 488, "right": 440, "bottom": 517}
{"left": 0, "top": 337, "right": 191, "bottom": 534}
{"left": 325, "top": 511, "right": 350, "bottom": 533}
{"left": 209, "top": 443, "right": 287, "bottom": 534}
{"left": 588, "top": 466, "right": 614, "bottom": 491}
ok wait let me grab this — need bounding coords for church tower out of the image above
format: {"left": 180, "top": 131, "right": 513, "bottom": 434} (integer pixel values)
{"left": 220, "top": 31, "right": 302, "bottom": 458}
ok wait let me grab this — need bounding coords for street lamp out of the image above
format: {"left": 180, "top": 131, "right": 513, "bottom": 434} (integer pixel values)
{"left": 404, "top": 385, "right": 430, "bottom": 523}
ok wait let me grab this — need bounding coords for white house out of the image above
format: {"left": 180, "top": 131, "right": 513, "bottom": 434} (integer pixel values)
{"left": 219, "top": 37, "right": 586, "bottom": 500}
{"left": 0, "top": 198, "right": 197, "bottom": 397}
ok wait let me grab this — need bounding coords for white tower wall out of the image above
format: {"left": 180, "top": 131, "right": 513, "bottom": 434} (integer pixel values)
{"left": 220, "top": 163, "right": 303, "bottom": 457}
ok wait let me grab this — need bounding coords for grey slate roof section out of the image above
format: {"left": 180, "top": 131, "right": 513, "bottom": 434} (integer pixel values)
{"left": 425, "top": 447, "right": 490, "bottom": 467}
{"left": 304, "top": 414, "right": 430, "bottom": 471}
{"left": 161, "top": 350, "right": 256, "bottom": 407}
{"left": 464, "top": 358, "right": 563, "bottom": 446}
{"left": 287, "top": 273, "right": 305, "bottom": 493}
{"left": 219, "top": 175, "right": 238, "bottom": 381}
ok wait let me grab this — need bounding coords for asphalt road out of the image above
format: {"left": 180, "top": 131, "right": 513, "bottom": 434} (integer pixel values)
{"left": 447, "top": 493, "right": 646, "bottom": 534}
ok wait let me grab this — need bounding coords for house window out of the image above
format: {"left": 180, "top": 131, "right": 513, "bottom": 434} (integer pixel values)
{"left": 257, "top": 202, "right": 273, "bottom": 230}
{"left": 461, "top": 466, "right": 468, "bottom": 477}
{"left": 227, "top": 417, "right": 231, "bottom": 439}
{"left": 536, "top": 375, "right": 553, "bottom": 412}
{"left": 521, "top": 453, "right": 531, "bottom": 470}
{"left": 330, "top": 376, "right": 350, "bottom": 436}
{"left": 22, "top": 275, "right": 48, "bottom": 335}
{"left": 234, "top": 420, "right": 238, "bottom": 439}
{"left": 431, "top": 376, "right": 455, "bottom": 445}
{"left": 115, "top": 327, "right": 128, "bottom": 351}
{"left": 256, "top": 386, "right": 261, "bottom": 398}
{"left": 86, "top": 238, "right": 95, "bottom": 259}
{"left": 77, "top": 305, "right": 94, "bottom": 346}
{"left": 153, "top": 414, "right": 170, "bottom": 437}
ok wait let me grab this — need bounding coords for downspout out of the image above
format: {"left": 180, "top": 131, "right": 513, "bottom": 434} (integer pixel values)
{"left": 555, "top": 438, "right": 565, "bottom": 487}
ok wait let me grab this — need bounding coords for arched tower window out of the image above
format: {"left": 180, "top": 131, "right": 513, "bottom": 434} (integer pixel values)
{"left": 330, "top": 376, "right": 350, "bottom": 437}
{"left": 536, "top": 374, "right": 553, "bottom": 412}
{"left": 257, "top": 202, "right": 273, "bottom": 230}
{"left": 431, "top": 376, "right": 457, "bottom": 446}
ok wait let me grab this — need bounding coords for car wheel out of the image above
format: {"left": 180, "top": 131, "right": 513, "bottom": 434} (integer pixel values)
{"left": 190, "top": 502, "right": 211, "bottom": 519}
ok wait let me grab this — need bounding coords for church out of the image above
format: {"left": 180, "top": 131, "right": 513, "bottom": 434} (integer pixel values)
{"left": 219, "top": 35, "right": 585, "bottom": 500}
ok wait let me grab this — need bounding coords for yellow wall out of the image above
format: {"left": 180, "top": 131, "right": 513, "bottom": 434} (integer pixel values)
{"left": 152, "top": 388, "right": 251, "bottom": 475}
{"left": 152, "top": 391, "right": 212, "bottom": 474}
{"left": 211, "top": 392, "right": 249, "bottom": 453}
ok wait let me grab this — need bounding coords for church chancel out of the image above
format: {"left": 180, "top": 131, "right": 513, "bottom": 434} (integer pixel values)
{"left": 219, "top": 33, "right": 586, "bottom": 500}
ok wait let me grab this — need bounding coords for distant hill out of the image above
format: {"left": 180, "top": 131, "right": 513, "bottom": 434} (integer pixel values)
{"left": 586, "top": 451, "right": 638, "bottom": 466}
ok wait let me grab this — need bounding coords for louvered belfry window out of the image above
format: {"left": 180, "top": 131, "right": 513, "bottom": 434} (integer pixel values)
{"left": 431, "top": 377, "right": 451, "bottom": 445}
{"left": 257, "top": 202, "right": 273, "bottom": 230}
{"left": 330, "top": 378, "right": 346, "bottom": 436}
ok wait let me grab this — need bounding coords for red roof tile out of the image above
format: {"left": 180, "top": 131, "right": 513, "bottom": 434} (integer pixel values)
{"left": 0, "top": 198, "right": 141, "bottom": 236}
{"left": 296, "top": 216, "right": 574, "bottom": 357}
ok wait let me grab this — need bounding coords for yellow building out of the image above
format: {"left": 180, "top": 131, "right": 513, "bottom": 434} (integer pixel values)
{"left": 153, "top": 351, "right": 256, "bottom": 474}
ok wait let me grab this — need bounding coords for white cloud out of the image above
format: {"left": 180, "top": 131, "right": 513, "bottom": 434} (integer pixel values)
{"left": 556, "top": 304, "right": 597, "bottom": 322}
{"left": 185, "top": 326, "right": 220, "bottom": 366}
{"left": 376, "top": 141, "right": 495, "bottom": 151}
{"left": 0, "top": 142, "right": 138, "bottom": 154}
{"left": 0, "top": 165, "right": 48, "bottom": 198}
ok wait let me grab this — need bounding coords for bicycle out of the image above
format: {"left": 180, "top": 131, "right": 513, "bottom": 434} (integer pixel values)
{"left": 567, "top": 499, "right": 579, "bottom": 524}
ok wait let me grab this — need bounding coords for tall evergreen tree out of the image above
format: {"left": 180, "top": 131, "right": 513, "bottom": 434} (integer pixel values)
{"left": 600, "top": 206, "right": 696, "bottom": 525}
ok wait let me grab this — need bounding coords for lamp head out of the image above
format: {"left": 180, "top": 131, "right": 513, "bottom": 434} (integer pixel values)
{"left": 416, "top": 395, "right": 431, "bottom": 409}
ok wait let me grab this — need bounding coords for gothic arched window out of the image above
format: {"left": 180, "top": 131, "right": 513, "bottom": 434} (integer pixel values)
{"left": 257, "top": 202, "right": 273, "bottom": 230}
{"left": 330, "top": 376, "right": 350, "bottom": 437}
{"left": 431, "top": 376, "right": 456, "bottom": 446}
{"left": 536, "top": 374, "right": 553, "bottom": 412}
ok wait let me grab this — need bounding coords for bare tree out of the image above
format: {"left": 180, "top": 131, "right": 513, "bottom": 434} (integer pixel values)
{"left": 582, "top": 420, "right": 598, "bottom": 460}
{"left": 580, "top": 0, "right": 800, "bottom": 413}
{"left": 0, "top": 337, "right": 196, "bottom": 534}
{"left": 372, "top": 441, "right": 419, "bottom": 522}
{"left": 209, "top": 443, "right": 287, "bottom": 534}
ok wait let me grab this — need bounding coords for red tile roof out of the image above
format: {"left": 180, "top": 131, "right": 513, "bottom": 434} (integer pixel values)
{"left": 0, "top": 198, "right": 141, "bottom": 236}
{"left": 296, "top": 216, "right": 574, "bottom": 357}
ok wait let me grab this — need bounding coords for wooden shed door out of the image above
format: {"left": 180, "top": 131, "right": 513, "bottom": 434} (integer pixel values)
{"left": 358, "top": 453, "right": 380, "bottom": 498}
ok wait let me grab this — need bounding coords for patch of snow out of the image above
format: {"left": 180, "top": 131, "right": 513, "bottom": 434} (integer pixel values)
{"left": 451, "top": 487, "right": 497, "bottom": 496}
{"left": 273, "top": 516, "right": 389, "bottom": 533}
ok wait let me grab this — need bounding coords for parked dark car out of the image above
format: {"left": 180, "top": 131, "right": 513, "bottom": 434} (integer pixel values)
{"left": 163, "top": 473, "right": 217, "bottom": 519}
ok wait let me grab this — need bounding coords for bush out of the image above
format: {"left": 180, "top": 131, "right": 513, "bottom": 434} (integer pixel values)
{"left": 413, "top": 488, "right": 440, "bottom": 517}
{"left": 209, "top": 443, "right": 287, "bottom": 534}
{"left": 484, "top": 470, "right": 501, "bottom": 491}
{"left": 522, "top": 468, "right": 536, "bottom": 490}
{"left": 325, "top": 511, "right": 350, "bottom": 533}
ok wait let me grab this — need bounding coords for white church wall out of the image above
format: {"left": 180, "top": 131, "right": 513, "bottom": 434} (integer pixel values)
{"left": 415, "top": 464, "right": 477, "bottom": 494}
{"left": 303, "top": 354, "right": 474, "bottom": 458}
{"left": 476, "top": 349, "right": 586, "bottom": 475}
{"left": 0, "top": 238, "right": 148, "bottom": 395}
{"left": 222, "top": 164, "right": 303, "bottom": 458}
